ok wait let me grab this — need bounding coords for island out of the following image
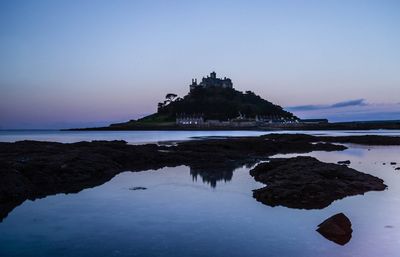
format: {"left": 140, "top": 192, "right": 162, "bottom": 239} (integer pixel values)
{"left": 69, "top": 72, "right": 400, "bottom": 131}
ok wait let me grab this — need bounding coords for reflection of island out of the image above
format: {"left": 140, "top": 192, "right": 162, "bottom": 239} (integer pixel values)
{"left": 189, "top": 162, "right": 257, "bottom": 188}
{"left": 190, "top": 166, "right": 234, "bottom": 188}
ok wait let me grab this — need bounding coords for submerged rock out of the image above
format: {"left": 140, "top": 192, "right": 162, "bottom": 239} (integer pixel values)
{"left": 337, "top": 160, "right": 351, "bottom": 165}
{"left": 250, "top": 156, "right": 387, "bottom": 209}
{"left": 129, "top": 187, "right": 147, "bottom": 190}
{"left": 316, "top": 213, "right": 352, "bottom": 245}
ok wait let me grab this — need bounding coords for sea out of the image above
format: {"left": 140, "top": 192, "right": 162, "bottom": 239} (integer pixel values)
{"left": 1, "top": 130, "right": 400, "bottom": 257}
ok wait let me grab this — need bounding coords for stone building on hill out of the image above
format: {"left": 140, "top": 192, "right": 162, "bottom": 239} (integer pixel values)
{"left": 190, "top": 71, "right": 233, "bottom": 91}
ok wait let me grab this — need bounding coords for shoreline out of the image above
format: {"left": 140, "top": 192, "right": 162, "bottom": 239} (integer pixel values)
{"left": 65, "top": 120, "right": 400, "bottom": 131}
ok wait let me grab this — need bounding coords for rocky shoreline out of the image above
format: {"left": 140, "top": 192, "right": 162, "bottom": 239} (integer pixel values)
{"left": 1, "top": 134, "right": 399, "bottom": 221}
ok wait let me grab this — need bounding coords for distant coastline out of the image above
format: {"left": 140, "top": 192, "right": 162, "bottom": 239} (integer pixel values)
{"left": 66, "top": 120, "right": 400, "bottom": 131}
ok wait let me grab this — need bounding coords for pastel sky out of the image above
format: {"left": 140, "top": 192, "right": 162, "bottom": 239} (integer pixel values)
{"left": 1, "top": 0, "right": 399, "bottom": 129}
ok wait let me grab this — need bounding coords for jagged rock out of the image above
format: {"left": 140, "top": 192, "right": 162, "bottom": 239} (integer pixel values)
{"left": 317, "top": 213, "right": 352, "bottom": 245}
{"left": 250, "top": 156, "right": 387, "bottom": 209}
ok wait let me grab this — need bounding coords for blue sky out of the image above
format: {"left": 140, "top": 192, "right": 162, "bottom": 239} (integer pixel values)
{"left": 1, "top": 0, "right": 399, "bottom": 128}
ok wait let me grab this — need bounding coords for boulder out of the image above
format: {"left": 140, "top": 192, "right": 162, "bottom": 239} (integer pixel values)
{"left": 316, "top": 213, "right": 352, "bottom": 245}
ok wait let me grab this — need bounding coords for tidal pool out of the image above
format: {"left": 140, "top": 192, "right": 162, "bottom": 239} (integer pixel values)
{"left": 1, "top": 143, "right": 400, "bottom": 257}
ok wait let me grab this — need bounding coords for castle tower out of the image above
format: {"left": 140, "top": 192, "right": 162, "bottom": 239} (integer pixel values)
{"left": 190, "top": 78, "right": 198, "bottom": 91}
{"left": 210, "top": 71, "right": 216, "bottom": 79}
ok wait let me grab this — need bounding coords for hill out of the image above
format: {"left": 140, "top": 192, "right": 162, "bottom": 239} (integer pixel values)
{"left": 139, "top": 86, "right": 296, "bottom": 123}
{"left": 105, "top": 72, "right": 297, "bottom": 129}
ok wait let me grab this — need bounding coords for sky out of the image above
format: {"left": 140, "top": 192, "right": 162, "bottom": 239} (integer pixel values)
{"left": 0, "top": 0, "right": 399, "bottom": 129}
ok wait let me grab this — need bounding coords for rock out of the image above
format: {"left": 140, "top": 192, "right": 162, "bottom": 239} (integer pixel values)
{"left": 3, "top": 133, "right": 397, "bottom": 220}
{"left": 320, "top": 135, "right": 400, "bottom": 145}
{"left": 395, "top": 167, "right": 400, "bottom": 171}
{"left": 250, "top": 156, "right": 387, "bottom": 209}
{"left": 0, "top": 134, "right": 346, "bottom": 221}
{"left": 338, "top": 160, "right": 351, "bottom": 165}
{"left": 129, "top": 187, "right": 147, "bottom": 190}
{"left": 316, "top": 213, "right": 352, "bottom": 245}
{"left": 390, "top": 162, "right": 397, "bottom": 165}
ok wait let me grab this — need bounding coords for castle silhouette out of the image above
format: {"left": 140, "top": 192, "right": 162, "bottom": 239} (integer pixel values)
{"left": 190, "top": 71, "right": 233, "bottom": 91}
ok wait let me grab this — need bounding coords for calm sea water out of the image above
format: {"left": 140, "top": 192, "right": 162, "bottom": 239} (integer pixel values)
{"left": 1, "top": 130, "right": 400, "bottom": 257}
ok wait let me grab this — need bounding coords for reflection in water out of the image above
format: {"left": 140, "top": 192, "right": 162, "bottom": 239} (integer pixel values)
{"left": 1, "top": 144, "right": 400, "bottom": 257}
{"left": 190, "top": 166, "right": 233, "bottom": 188}
{"left": 0, "top": 160, "right": 258, "bottom": 222}
{"left": 189, "top": 161, "right": 259, "bottom": 188}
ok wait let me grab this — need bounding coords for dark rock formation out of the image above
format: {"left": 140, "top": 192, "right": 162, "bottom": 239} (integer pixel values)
{"left": 390, "top": 162, "right": 397, "bottom": 165}
{"left": 338, "top": 160, "right": 351, "bottom": 165}
{"left": 129, "top": 187, "right": 147, "bottom": 190}
{"left": 264, "top": 133, "right": 400, "bottom": 146}
{"left": 250, "top": 156, "right": 387, "bottom": 209}
{"left": 2, "top": 133, "right": 398, "bottom": 221}
{"left": 0, "top": 135, "right": 346, "bottom": 221}
{"left": 320, "top": 135, "right": 400, "bottom": 145}
{"left": 317, "top": 213, "right": 352, "bottom": 245}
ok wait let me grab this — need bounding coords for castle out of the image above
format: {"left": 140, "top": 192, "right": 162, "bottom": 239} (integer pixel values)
{"left": 189, "top": 71, "right": 233, "bottom": 91}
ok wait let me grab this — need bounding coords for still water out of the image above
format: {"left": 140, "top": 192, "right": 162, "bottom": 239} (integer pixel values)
{"left": 1, "top": 131, "right": 400, "bottom": 256}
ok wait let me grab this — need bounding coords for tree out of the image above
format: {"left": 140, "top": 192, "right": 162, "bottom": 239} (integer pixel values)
{"left": 163, "top": 93, "right": 178, "bottom": 106}
{"left": 166, "top": 93, "right": 177, "bottom": 101}
{"left": 157, "top": 102, "right": 165, "bottom": 111}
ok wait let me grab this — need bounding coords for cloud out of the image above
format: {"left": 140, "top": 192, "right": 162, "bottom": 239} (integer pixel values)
{"left": 330, "top": 99, "right": 367, "bottom": 108}
{"left": 285, "top": 101, "right": 400, "bottom": 122}
{"left": 286, "top": 104, "right": 324, "bottom": 111}
{"left": 287, "top": 99, "right": 367, "bottom": 111}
